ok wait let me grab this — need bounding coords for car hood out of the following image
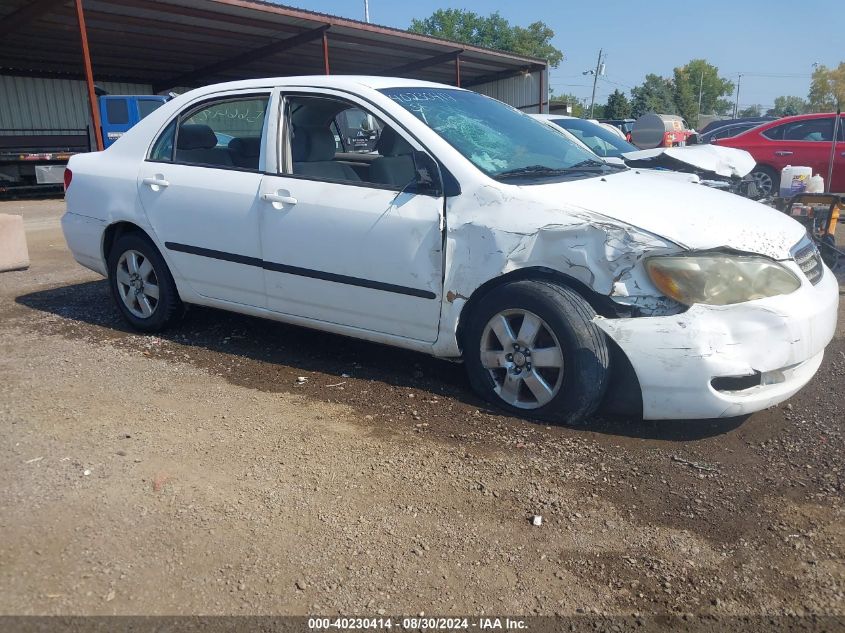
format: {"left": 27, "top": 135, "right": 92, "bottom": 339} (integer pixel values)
{"left": 620, "top": 144, "right": 756, "bottom": 178}
{"left": 528, "top": 169, "right": 805, "bottom": 260}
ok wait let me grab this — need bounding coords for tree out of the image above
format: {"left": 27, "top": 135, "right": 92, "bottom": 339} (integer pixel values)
{"left": 409, "top": 10, "right": 564, "bottom": 67}
{"left": 808, "top": 63, "right": 845, "bottom": 111}
{"left": 738, "top": 104, "right": 763, "bottom": 117}
{"left": 604, "top": 89, "right": 631, "bottom": 119}
{"left": 672, "top": 59, "right": 734, "bottom": 126}
{"left": 767, "top": 96, "right": 809, "bottom": 117}
{"left": 672, "top": 66, "right": 699, "bottom": 126}
{"left": 630, "top": 74, "right": 675, "bottom": 118}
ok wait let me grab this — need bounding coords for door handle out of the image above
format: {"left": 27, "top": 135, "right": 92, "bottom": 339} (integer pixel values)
{"left": 142, "top": 176, "right": 169, "bottom": 189}
{"left": 840, "top": 151, "right": 845, "bottom": 157}
{"left": 774, "top": 151, "right": 793, "bottom": 157}
{"left": 262, "top": 192, "right": 297, "bottom": 205}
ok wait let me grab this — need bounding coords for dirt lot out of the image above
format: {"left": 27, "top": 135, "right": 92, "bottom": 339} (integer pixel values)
{"left": 1, "top": 200, "right": 843, "bottom": 624}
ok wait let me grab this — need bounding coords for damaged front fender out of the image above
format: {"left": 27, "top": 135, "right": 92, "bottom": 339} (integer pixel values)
{"left": 433, "top": 186, "right": 683, "bottom": 356}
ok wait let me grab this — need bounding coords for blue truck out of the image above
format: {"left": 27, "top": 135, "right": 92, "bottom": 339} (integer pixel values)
{"left": 0, "top": 94, "right": 168, "bottom": 196}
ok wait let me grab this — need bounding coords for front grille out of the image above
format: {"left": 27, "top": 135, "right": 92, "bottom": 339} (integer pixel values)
{"left": 791, "top": 236, "right": 824, "bottom": 285}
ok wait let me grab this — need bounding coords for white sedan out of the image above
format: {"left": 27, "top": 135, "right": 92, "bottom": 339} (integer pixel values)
{"left": 62, "top": 76, "right": 838, "bottom": 422}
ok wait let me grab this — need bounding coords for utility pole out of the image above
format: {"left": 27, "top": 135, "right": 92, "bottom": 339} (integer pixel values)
{"left": 733, "top": 73, "right": 742, "bottom": 118}
{"left": 697, "top": 72, "right": 704, "bottom": 116}
{"left": 363, "top": 0, "right": 370, "bottom": 22}
{"left": 588, "top": 48, "right": 603, "bottom": 118}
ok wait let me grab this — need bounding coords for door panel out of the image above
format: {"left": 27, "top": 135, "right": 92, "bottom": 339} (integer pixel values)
{"left": 259, "top": 176, "right": 443, "bottom": 342}
{"left": 138, "top": 164, "right": 266, "bottom": 306}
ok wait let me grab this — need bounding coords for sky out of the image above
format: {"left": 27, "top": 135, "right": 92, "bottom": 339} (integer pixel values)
{"left": 281, "top": 0, "right": 844, "bottom": 112}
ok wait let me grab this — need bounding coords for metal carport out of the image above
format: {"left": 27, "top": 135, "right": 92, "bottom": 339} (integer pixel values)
{"left": 0, "top": 0, "right": 549, "bottom": 150}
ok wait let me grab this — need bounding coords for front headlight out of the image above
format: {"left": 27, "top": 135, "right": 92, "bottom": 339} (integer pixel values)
{"left": 645, "top": 253, "right": 801, "bottom": 306}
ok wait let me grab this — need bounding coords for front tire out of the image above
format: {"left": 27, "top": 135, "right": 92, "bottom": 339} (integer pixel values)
{"left": 107, "top": 232, "right": 183, "bottom": 332}
{"left": 463, "top": 281, "right": 610, "bottom": 424}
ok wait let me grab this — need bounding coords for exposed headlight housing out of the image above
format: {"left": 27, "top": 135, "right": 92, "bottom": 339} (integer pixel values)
{"left": 645, "top": 253, "right": 801, "bottom": 306}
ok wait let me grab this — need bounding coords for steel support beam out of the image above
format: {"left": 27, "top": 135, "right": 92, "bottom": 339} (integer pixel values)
{"left": 154, "top": 24, "right": 330, "bottom": 91}
{"left": 454, "top": 54, "right": 461, "bottom": 87}
{"left": 385, "top": 49, "right": 463, "bottom": 76}
{"left": 462, "top": 64, "right": 545, "bottom": 88}
{"left": 538, "top": 64, "right": 546, "bottom": 114}
{"left": 0, "top": 0, "right": 65, "bottom": 38}
{"left": 322, "top": 31, "right": 330, "bottom": 75}
{"left": 74, "top": 0, "right": 103, "bottom": 151}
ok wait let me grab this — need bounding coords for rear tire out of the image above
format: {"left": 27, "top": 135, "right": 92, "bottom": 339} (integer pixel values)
{"left": 463, "top": 280, "right": 610, "bottom": 424}
{"left": 107, "top": 232, "right": 183, "bottom": 332}
{"left": 750, "top": 165, "right": 779, "bottom": 198}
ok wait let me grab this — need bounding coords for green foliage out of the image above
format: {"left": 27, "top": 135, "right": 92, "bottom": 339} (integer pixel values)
{"left": 629, "top": 61, "right": 733, "bottom": 126}
{"left": 671, "top": 60, "right": 735, "bottom": 126}
{"left": 409, "top": 9, "right": 564, "bottom": 67}
{"left": 738, "top": 104, "right": 763, "bottom": 117}
{"left": 672, "top": 66, "right": 699, "bottom": 127}
{"left": 808, "top": 63, "right": 845, "bottom": 111}
{"left": 630, "top": 74, "right": 676, "bottom": 118}
{"left": 767, "top": 96, "right": 809, "bottom": 117}
{"left": 604, "top": 89, "right": 631, "bottom": 119}
{"left": 681, "top": 60, "right": 734, "bottom": 115}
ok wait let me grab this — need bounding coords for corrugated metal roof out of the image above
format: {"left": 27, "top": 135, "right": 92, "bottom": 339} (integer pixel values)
{"left": 0, "top": 0, "right": 546, "bottom": 91}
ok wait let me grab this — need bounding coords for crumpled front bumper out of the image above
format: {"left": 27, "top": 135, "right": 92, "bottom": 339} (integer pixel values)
{"left": 595, "top": 261, "right": 839, "bottom": 420}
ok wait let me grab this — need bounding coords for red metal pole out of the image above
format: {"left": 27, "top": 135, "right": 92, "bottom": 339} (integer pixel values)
{"left": 454, "top": 54, "right": 461, "bottom": 87}
{"left": 322, "top": 31, "right": 330, "bottom": 75}
{"left": 74, "top": 0, "right": 103, "bottom": 151}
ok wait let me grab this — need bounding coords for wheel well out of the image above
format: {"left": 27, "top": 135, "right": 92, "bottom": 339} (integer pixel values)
{"left": 454, "top": 267, "right": 643, "bottom": 417}
{"left": 102, "top": 221, "right": 147, "bottom": 261}
{"left": 455, "top": 267, "right": 622, "bottom": 349}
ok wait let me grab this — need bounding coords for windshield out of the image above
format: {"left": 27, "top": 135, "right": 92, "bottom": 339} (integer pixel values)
{"left": 380, "top": 87, "right": 611, "bottom": 181}
{"left": 550, "top": 118, "right": 637, "bottom": 158}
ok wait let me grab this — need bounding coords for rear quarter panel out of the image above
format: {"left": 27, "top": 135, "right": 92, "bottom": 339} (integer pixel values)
{"left": 63, "top": 149, "right": 156, "bottom": 274}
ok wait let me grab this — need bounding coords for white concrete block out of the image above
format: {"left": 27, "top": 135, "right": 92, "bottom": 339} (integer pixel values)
{"left": 0, "top": 214, "right": 30, "bottom": 272}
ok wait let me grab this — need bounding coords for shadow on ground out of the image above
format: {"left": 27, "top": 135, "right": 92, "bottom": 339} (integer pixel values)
{"left": 16, "top": 279, "right": 749, "bottom": 442}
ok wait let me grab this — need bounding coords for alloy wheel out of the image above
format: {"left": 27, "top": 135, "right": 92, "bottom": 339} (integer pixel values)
{"left": 479, "top": 309, "right": 564, "bottom": 409}
{"left": 115, "top": 249, "right": 160, "bottom": 318}
{"left": 752, "top": 170, "right": 774, "bottom": 197}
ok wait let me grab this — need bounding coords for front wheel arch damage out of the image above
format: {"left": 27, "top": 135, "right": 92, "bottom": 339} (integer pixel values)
{"left": 455, "top": 267, "right": 627, "bottom": 348}
{"left": 458, "top": 272, "right": 641, "bottom": 421}
{"left": 460, "top": 271, "right": 628, "bottom": 423}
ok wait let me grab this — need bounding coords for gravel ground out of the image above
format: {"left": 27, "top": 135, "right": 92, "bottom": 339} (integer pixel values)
{"left": 0, "top": 200, "right": 843, "bottom": 625}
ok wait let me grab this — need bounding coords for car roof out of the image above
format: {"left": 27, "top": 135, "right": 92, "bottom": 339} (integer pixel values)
{"left": 181, "top": 75, "right": 459, "bottom": 98}
{"left": 731, "top": 111, "right": 839, "bottom": 138}
{"left": 699, "top": 116, "right": 776, "bottom": 134}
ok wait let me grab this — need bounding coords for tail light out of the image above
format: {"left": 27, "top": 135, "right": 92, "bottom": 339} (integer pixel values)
{"left": 63, "top": 168, "right": 73, "bottom": 191}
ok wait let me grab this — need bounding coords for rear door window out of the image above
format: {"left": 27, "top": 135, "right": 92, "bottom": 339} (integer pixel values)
{"left": 764, "top": 118, "right": 834, "bottom": 142}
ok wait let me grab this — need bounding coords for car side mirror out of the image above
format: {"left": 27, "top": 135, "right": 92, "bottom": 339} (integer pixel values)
{"left": 406, "top": 150, "right": 442, "bottom": 197}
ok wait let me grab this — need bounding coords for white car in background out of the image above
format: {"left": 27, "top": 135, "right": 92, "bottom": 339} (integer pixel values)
{"left": 531, "top": 113, "right": 757, "bottom": 190}
{"left": 62, "top": 77, "right": 838, "bottom": 422}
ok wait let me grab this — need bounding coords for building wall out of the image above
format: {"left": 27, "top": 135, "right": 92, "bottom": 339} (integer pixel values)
{"left": 1, "top": 70, "right": 546, "bottom": 133}
{"left": 0, "top": 75, "right": 153, "bottom": 131}
{"left": 470, "top": 68, "right": 547, "bottom": 113}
